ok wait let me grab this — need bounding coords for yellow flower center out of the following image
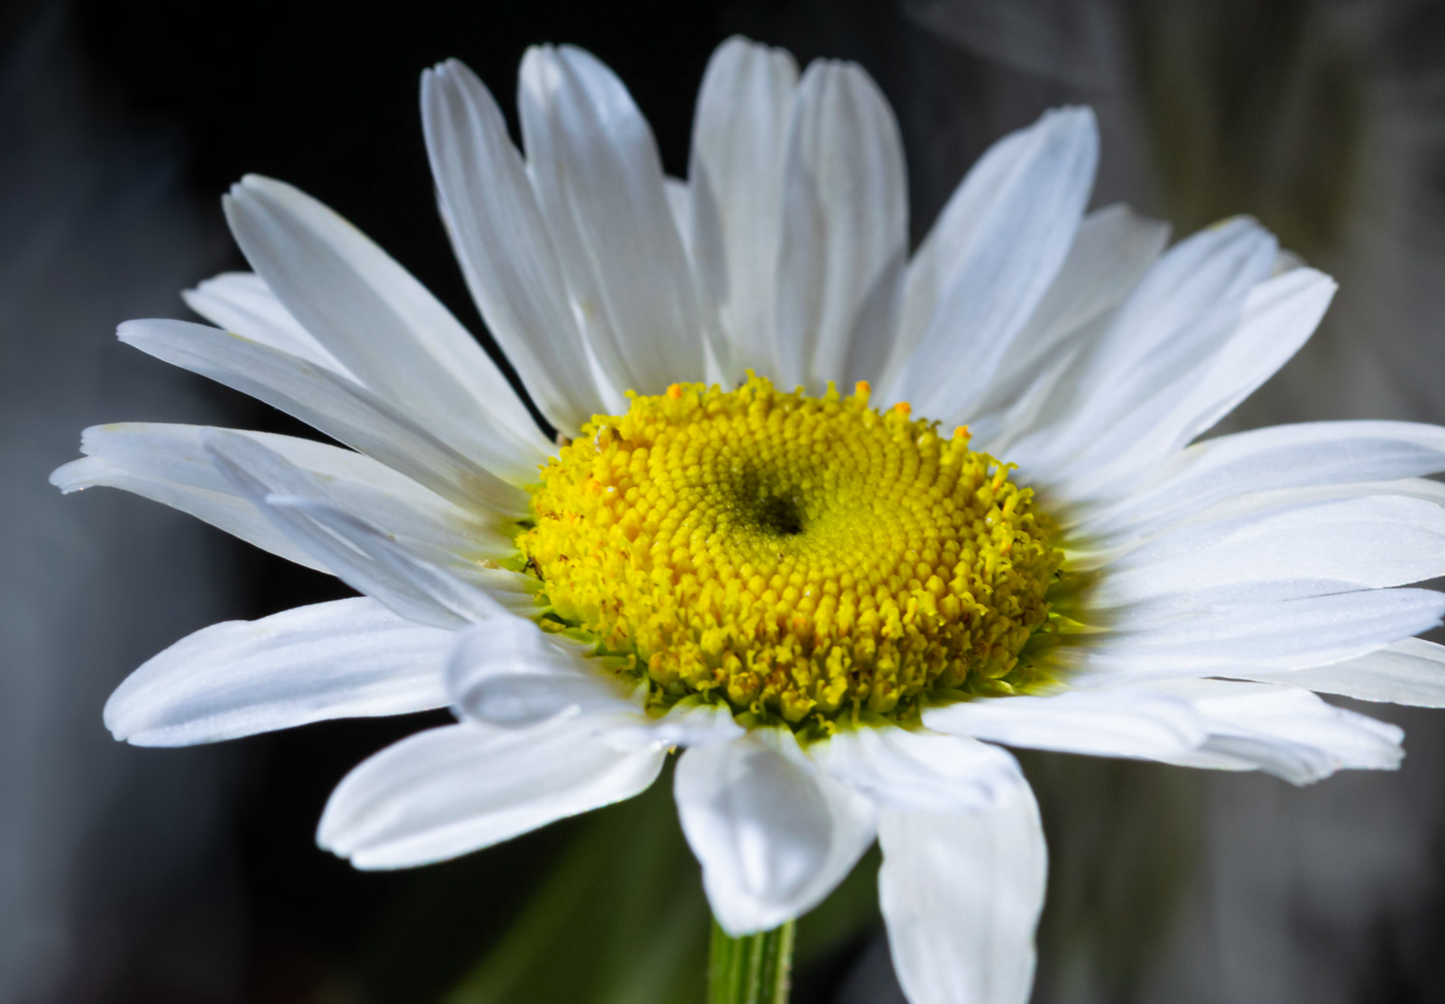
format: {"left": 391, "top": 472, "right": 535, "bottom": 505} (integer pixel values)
{"left": 518, "top": 376, "right": 1063, "bottom": 730}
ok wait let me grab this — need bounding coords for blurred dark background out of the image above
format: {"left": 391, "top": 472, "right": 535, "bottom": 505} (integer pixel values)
{"left": 5, "top": 1, "right": 1445, "bottom": 1001}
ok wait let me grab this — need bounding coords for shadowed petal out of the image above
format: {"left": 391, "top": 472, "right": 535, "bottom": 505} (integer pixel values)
{"left": 878, "top": 775, "right": 1046, "bottom": 1004}
{"left": 675, "top": 734, "right": 877, "bottom": 934}
{"left": 809, "top": 726, "right": 1025, "bottom": 813}
{"left": 318, "top": 720, "right": 665, "bottom": 869}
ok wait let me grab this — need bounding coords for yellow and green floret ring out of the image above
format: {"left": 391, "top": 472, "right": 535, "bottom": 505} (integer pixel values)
{"left": 515, "top": 375, "right": 1066, "bottom": 738}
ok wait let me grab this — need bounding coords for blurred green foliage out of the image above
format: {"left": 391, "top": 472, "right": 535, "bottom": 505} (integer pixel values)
{"left": 343, "top": 757, "right": 881, "bottom": 1004}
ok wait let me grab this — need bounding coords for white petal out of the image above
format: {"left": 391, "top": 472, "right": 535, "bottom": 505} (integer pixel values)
{"left": 991, "top": 205, "right": 1169, "bottom": 382}
{"left": 447, "top": 617, "right": 639, "bottom": 727}
{"left": 878, "top": 777, "right": 1046, "bottom": 1004}
{"left": 675, "top": 734, "right": 877, "bottom": 934}
{"left": 105, "top": 598, "right": 452, "bottom": 746}
{"left": 1074, "top": 588, "right": 1445, "bottom": 682}
{"left": 968, "top": 336, "right": 1090, "bottom": 455}
{"left": 202, "top": 430, "right": 529, "bottom": 629}
{"left": 1143, "top": 266, "right": 1334, "bottom": 456}
{"left": 618, "top": 699, "right": 746, "bottom": 749}
{"left": 518, "top": 45, "right": 703, "bottom": 395}
{"left": 886, "top": 109, "right": 1045, "bottom": 388}
{"left": 1073, "top": 420, "right": 1445, "bottom": 542}
{"left": 182, "top": 271, "right": 355, "bottom": 378}
{"left": 52, "top": 453, "right": 327, "bottom": 572}
{"left": 962, "top": 204, "right": 1170, "bottom": 422}
{"left": 51, "top": 422, "right": 514, "bottom": 573}
{"left": 223, "top": 175, "right": 550, "bottom": 478}
{"left": 274, "top": 494, "right": 534, "bottom": 623}
{"left": 809, "top": 726, "right": 1025, "bottom": 813}
{"left": 421, "top": 60, "right": 606, "bottom": 435}
{"left": 1069, "top": 216, "right": 1278, "bottom": 408}
{"left": 774, "top": 59, "right": 907, "bottom": 389}
{"left": 1137, "top": 476, "right": 1445, "bottom": 541}
{"left": 318, "top": 719, "right": 665, "bottom": 869}
{"left": 923, "top": 687, "right": 1207, "bottom": 760}
{"left": 688, "top": 36, "right": 798, "bottom": 380}
{"left": 664, "top": 178, "right": 692, "bottom": 249}
{"left": 1090, "top": 495, "right": 1445, "bottom": 612}
{"left": 1139, "top": 679, "right": 1403, "bottom": 785}
{"left": 1063, "top": 267, "right": 1336, "bottom": 503}
{"left": 1235, "top": 637, "right": 1445, "bottom": 708}
{"left": 447, "top": 612, "right": 741, "bottom": 751}
{"left": 1008, "top": 217, "right": 1277, "bottom": 481}
{"left": 118, "top": 318, "right": 529, "bottom": 516}
{"left": 894, "top": 107, "right": 1098, "bottom": 420}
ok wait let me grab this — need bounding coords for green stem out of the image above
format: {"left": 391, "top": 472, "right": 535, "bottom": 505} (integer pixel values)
{"left": 707, "top": 918, "right": 796, "bottom": 1004}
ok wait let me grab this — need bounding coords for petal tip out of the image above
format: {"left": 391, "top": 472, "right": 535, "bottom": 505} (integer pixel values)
{"left": 115, "top": 317, "right": 163, "bottom": 345}
{"left": 101, "top": 691, "right": 136, "bottom": 743}
{"left": 49, "top": 458, "right": 86, "bottom": 493}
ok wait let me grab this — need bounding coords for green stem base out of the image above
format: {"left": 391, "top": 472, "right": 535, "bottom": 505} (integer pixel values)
{"left": 707, "top": 919, "right": 796, "bottom": 1004}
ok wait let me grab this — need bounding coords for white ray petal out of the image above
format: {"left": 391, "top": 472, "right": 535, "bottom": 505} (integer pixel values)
{"left": 1139, "top": 679, "right": 1403, "bottom": 784}
{"left": 923, "top": 687, "right": 1207, "bottom": 759}
{"left": 182, "top": 271, "right": 355, "bottom": 378}
{"left": 203, "top": 430, "right": 528, "bottom": 629}
{"left": 447, "top": 617, "right": 640, "bottom": 727}
{"left": 968, "top": 336, "right": 1090, "bottom": 455}
{"left": 51, "top": 422, "right": 512, "bottom": 573}
{"left": 1091, "top": 495, "right": 1445, "bottom": 612}
{"left": 105, "top": 598, "right": 452, "bottom": 746}
{"left": 1061, "top": 267, "right": 1336, "bottom": 503}
{"left": 1139, "top": 265, "right": 1333, "bottom": 457}
{"left": 318, "top": 719, "right": 665, "bottom": 869}
{"left": 893, "top": 107, "right": 1097, "bottom": 420}
{"left": 610, "top": 699, "right": 747, "bottom": 751}
{"left": 878, "top": 777, "right": 1045, "bottom": 1004}
{"left": 52, "top": 454, "right": 326, "bottom": 572}
{"left": 445, "top": 616, "right": 742, "bottom": 749}
{"left": 665, "top": 178, "right": 692, "bottom": 248}
{"left": 809, "top": 726, "right": 1025, "bottom": 813}
{"left": 1074, "top": 588, "right": 1445, "bottom": 682}
{"left": 1234, "top": 637, "right": 1445, "bottom": 708}
{"left": 119, "top": 318, "right": 529, "bottom": 516}
{"left": 518, "top": 44, "right": 703, "bottom": 396}
{"left": 1068, "top": 216, "right": 1279, "bottom": 406}
{"left": 960, "top": 204, "right": 1170, "bottom": 423}
{"left": 1129, "top": 477, "right": 1445, "bottom": 544}
{"left": 223, "top": 175, "right": 550, "bottom": 477}
{"left": 421, "top": 59, "right": 605, "bottom": 435}
{"left": 886, "top": 108, "right": 1052, "bottom": 389}
{"left": 774, "top": 58, "right": 908, "bottom": 390}
{"left": 688, "top": 36, "right": 798, "bottom": 380}
{"left": 675, "top": 733, "right": 878, "bottom": 935}
{"left": 1008, "top": 217, "right": 1277, "bottom": 479}
{"left": 1072, "top": 420, "right": 1445, "bottom": 542}
{"left": 275, "top": 494, "right": 534, "bottom": 621}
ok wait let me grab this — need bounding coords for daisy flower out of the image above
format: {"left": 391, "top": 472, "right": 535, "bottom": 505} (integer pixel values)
{"left": 53, "top": 36, "right": 1445, "bottom": 1004}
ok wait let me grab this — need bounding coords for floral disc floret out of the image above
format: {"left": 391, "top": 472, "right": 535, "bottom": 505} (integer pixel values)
{"left": 518, "top": 376, "right": 1064, "bottom": 729}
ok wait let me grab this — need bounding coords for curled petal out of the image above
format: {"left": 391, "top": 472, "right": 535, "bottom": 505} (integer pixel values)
{"left": 675, "top": 734, "right": 877, "bottom": 934}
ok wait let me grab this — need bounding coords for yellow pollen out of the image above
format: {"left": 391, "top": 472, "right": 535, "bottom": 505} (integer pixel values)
{"left": 518, "top": 375, "right": 1063, "bottom": 730}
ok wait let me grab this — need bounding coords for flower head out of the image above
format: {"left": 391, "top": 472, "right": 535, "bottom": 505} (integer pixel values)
{"left": 53, "top": 36, "right": 1445, "bottom": 1004}
{"left": 522, "top": 375, "right": 1061, "bottom": 726}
